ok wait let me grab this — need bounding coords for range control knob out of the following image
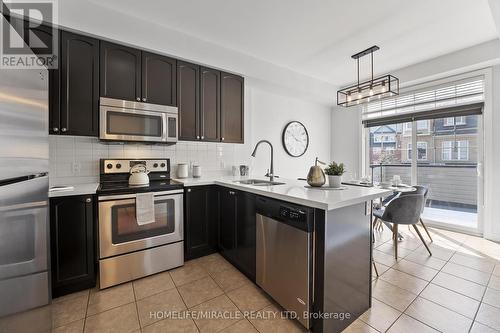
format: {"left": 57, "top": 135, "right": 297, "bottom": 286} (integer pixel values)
{"left": 116, "top": 163, "right": 122, "bottom": 169}
{"left": 106, "top": 163, "right": 113, "bottom": 169}
{"left": 153, "top": 163, "right": 158, "bottom": 168}
{"left": 160, "top": 163, "right": 166, "bottom": 168}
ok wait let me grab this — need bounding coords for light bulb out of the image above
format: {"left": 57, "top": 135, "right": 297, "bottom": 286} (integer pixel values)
{"left": 381, "top": 86, "right": 387, "bottom": 93}
{"left": 369, "top": 89, "right": 374, "bottom": 96}
{"left": 357, "top": 92, "right": 362, "bottom": 99}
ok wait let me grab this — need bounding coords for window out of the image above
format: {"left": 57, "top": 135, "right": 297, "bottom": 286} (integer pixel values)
{"left": 442, "top": 141, "right": 453, "bottom": 160}
{"left": 444, "top": 118, "right": 454, "bottom": 126}
{"left": 442, "top": 140, "right": 469, "bottom": 161}
{"left": 457, "top": 140, "right": 469, "bottom": 160}
{"left": 408, "top": 142, "right": 428, "bottom": 161}
{"left": 373, "top": 134, "right": 394, "bottom": 143}
{"left": 416, "top": 120, "right": 429, "bottom": 133}
{"left": 444, "top": 116, "right": 466, "bottom": 126}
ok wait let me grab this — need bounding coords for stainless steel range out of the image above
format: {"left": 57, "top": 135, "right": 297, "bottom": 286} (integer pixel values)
{"left": 97, "top": 158, "right": 184, "bottom": 289}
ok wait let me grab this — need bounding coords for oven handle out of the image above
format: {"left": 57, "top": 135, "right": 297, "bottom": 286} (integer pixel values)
{"left": 98, "top": 189, "right": 183, "bottom": 201}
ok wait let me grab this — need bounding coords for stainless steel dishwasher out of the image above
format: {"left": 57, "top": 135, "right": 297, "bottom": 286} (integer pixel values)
{"left": 255, "top": 196, "right": 313, "bottom": 329}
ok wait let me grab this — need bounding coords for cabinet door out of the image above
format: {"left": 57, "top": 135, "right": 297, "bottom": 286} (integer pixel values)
{"left": 100, "top": 41, "right": 141, "bottom": 101}
{"left": 50, "top": 195, "right": 95, "bottom": 297}
{"left": 60, "top": 31, "right": 99, "bottom": 136}
{"left": 184, "top": 186, "right": 217, "bottom": 260}
{"left": 16, "top": 20, "right": 60, "bottom": 135}
{"left": 221, "top": 73, "right": 244, "bottom": 143}
{"left": 177, "top": 61, "right": 200, "bottom": 141}
{"left": 236, "top": 192, "right": 256, "bottom": 279}
{"left": 218, "top": 188, "right": 237, "bottom": 259}
{"left": 142, "top": 52, "right": 176, "bottom": 105}
{"left": 200, "top": 67, "right": 220, "bottom": 142}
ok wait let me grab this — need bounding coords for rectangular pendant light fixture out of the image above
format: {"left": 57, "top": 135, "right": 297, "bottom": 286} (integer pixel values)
{"left": 337, "top": 46, "right": 399, "bottom": 107}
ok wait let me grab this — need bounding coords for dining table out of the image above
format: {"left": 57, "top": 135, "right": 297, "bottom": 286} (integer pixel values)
{"left": 342, "top": 180, "right": 417, "bottom": 239}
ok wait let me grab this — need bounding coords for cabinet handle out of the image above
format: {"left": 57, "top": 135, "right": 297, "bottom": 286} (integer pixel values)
{"left": 136, "top": 97, "right": 140, "bottom": 101}
{"left": 142, "top": 98, "right": 147, "bottom": 102}
{"left": 61, "top": 128, "right": 67, "bottom": 132}
{"left": 187, "top": 188, "right": 191, "bottom": 193}
{"left": 52, "top": 127, "right": 59, "bottom": 132}
{"left": 85, "top": 197, "right": 92, "bottom": 203}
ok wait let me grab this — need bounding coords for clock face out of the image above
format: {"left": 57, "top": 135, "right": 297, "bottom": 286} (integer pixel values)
{"left": 282, "top": 121, "right": 309, "bottom": 157}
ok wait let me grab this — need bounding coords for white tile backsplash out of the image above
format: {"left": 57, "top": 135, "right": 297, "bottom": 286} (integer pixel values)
{"left": 49, "top": 135, "right": 250, "bottom": 186}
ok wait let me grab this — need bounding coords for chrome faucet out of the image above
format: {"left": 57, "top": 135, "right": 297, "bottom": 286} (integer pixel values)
{"left": 251, "top": 140, "right": 275, "bottom": 181}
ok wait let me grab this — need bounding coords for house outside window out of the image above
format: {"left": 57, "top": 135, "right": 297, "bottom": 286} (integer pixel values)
{"left": 408, "top": 142, "right": 428, "bottom": 160}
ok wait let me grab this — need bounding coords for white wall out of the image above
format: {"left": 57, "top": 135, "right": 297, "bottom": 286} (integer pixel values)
{"left": 330, "top": 106, "right": 362, "bottom": 180}
{"left": 48, "top": 3, "right": 333, "bottom": 185}
{"left": 247, "top": 80, "right": 332, "bottom": 179}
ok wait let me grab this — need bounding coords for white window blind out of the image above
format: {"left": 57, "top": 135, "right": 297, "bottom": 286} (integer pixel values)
{"left": 362, "top": 76, "right": 484, "bottom": 127}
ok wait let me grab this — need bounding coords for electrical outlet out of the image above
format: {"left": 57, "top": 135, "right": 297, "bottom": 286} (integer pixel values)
{"left": 72, "top": 162, "right": 81, "bottom": 174}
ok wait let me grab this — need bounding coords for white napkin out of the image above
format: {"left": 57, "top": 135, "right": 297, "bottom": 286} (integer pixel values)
{"left": 136, "top": 193, "right": 155, "bottom": 225}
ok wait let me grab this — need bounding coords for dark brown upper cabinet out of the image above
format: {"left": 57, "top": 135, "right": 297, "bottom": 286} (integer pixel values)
{"left": 142, "top": 52, "right": 176, "bottom": 105}
{"left": 177, "top": 61, "right": 200, "bottom": 141}
{"left": 200, "top": 67, "right": 220, "bottom": 142}
{"left": 54, "top": 31, "right": 99, "bottom": 136}
{"left": 100, "top": 41, "right": 141, "bottom": 102}
{"left": 221, "top": 72, "right": 244, "bottom": 143}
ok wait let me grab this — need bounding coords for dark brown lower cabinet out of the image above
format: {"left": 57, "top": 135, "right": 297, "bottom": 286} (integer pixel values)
{"left": 217, "top": 187, "right": 256, "bottom": 280}
{"left": 50, "top": 195, "right": 96, "bottom": 298}
{"left": 184, "top": 186, "right": 218, "bottom": 260}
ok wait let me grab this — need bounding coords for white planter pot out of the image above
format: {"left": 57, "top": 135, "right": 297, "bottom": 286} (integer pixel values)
{"left": 328, "top": 175, "right": 342, "bottom": 188}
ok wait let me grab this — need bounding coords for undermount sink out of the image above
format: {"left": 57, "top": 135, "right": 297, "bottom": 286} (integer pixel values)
{"left": 233, "top": 179, "right": 285, "bottom": 186}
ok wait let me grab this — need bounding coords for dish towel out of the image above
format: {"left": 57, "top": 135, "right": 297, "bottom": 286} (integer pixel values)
{"left": 136, "top": 192, "right": 155, "bottom": 225}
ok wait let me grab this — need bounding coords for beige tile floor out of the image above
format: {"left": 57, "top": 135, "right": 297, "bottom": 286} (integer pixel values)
{"left": 2, "top": 225, "right": 500, "bottom": 333}
{"left": 1, "top": 252, "right": 306, "bottom": 333}
{"left": 348, "top": 225, "right": 500, "bottom": 333}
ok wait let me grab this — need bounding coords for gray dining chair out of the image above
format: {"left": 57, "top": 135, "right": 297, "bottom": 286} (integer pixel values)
{"left": 373, "top": 194, "right": 431, "bottom": 259}
{"left": 399, "top": 185, "right": 432, "bottom": 242}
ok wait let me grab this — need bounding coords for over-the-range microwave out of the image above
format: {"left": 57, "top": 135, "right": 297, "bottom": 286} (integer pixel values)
{"left": 99, "top": 97, "right": 178, "bottom": 144}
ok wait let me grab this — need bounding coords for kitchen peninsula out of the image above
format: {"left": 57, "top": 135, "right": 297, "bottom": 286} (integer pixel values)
{"left": 178, "top": 176, "right": 391, "bottom": 332}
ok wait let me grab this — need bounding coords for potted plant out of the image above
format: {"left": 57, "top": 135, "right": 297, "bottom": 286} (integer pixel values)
{"left": 324, "top": 161, "right": 345, "bottom": 188}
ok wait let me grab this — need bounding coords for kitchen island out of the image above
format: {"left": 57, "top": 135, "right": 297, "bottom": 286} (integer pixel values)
{"left": 178, "top": 176, "right": 391, "bottom": 332}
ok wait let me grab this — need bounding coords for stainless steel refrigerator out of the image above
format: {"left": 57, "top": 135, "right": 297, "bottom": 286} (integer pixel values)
{"left": 0, "top": 28, "right": 50, "bottom": 323}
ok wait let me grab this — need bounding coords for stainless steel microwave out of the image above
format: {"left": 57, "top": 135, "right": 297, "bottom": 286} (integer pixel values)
{"left": 99, "top": 97, "right": 178, "bottom": 143}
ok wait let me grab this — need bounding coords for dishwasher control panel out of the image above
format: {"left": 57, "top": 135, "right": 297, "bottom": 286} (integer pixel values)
{"left": 279, "top": 206, "right": 306, "bottom": 222}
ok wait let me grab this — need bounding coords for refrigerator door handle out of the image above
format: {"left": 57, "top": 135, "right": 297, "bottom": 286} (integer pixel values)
{"left": 0, "top": 172, "right": 48, "bottom": 187}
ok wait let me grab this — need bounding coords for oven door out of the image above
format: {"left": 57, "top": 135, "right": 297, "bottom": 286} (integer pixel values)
{"left": 100, "top": 105, "right": 167, "bottom": 143}
{"left": 98, "top": 190, "right": 183, "bottom": 258}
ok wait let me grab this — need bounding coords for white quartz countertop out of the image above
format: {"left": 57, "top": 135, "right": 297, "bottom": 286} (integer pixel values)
{"left": 175, "top": 176, "right": 392, "bottom": 211}
{"left": 49, "top": 183, "right": 100, "bottom": 198}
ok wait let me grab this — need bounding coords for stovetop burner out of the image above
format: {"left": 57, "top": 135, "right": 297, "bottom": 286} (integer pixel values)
{"left": 98, "top": 179, "right": 183, "bottom": 195}
{"left": 97, "top": 158, "right": 183, "bottom": 195}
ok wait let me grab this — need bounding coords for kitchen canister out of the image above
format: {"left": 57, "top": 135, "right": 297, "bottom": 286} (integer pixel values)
{"left": 177, "top": 163, "right": 189, "bottom": 178}
{"left": 192, "top": 165, "right": 202, "bottom": 178}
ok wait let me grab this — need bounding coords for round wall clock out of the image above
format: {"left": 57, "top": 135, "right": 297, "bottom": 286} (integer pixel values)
{"left": 282, "top": 121, "right": 309, "bottom": 157}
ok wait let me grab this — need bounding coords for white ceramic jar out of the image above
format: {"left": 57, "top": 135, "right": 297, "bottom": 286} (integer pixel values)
{"left": 177, "top": 163, "right": 189, "bottom": 178}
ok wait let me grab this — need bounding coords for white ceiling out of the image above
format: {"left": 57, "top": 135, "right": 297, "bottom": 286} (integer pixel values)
{"left": 92, "top": 0, "right": 498, "bottom": 86}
